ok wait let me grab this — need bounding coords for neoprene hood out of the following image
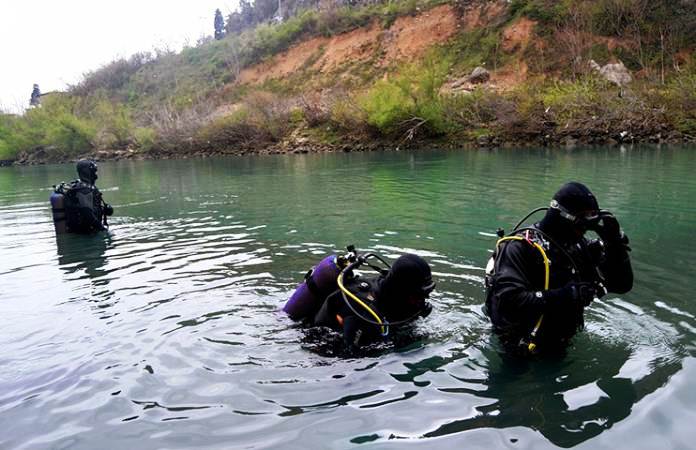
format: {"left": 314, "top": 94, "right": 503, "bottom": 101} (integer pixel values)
{"left": 552, "top": 181, "right": 599, "bottom": 217}
{"left": 77, "top": 160, "right": 98, "bottom": 184}
{"left": 380, "top": 254, "right": 435, "bottom": 298}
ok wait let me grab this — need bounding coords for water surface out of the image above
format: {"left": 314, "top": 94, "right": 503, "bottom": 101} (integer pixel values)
{"left": 1, "top": 147, "right": 695, "bottom": 449}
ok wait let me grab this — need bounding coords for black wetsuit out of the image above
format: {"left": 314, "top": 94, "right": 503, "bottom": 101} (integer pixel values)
{"left": 486, "top": 217, "right": 633, "bottom": 354}
{"left": 314, "top": 275, "right": 387, "bottom": 349}
{"left": 63, "top": 180, "right": 107, "bottom": 233}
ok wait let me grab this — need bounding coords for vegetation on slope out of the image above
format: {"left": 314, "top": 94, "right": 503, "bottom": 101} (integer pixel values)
{"left": 1, "top": 0, "right": 694, "bottom": 163}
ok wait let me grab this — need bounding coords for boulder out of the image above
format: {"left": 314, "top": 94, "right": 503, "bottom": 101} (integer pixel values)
{"left": 468, "top": 66, "right": 490, "bottom": 84}
{"left": 590, "top": 60, "right": 632, "bottom": 86}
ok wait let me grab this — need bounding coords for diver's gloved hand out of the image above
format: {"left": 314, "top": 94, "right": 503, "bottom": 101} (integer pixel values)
{"left": 569, "top": 282, "right": 599, "bottom": 306}
{"left": 595, "top": 211, "right": 622, "bottom": 243}
{"left": 544, "top": 282, "right": 597, "bottom": 309}
{"left": 104, "top": 204, "right": 114, "bottom": 216}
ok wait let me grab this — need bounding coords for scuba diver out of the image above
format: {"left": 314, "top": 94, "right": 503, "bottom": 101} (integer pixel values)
{"left": 485, "top": 182, "right": 633, "bottom": 355}
{"left": 284, "top": 246, "right": 435, "bottom": 350}
{"left": 50, "top": 160, "right": 114, "bottom": 234}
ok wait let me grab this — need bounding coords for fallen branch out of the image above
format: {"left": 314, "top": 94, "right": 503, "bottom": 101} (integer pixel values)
{"left": 399, "top": 116, "right": 428, "bottom": 143}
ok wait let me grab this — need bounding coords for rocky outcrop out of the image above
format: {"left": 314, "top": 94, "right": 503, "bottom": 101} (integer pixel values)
{"left": 590, "top": 60, "right": 632, "bottom": 86}
{"left": 468, "top": 66, "right": 491, "bottom": 84}
{"left": 440, "top": 66, "right": 493, "bottom": 95}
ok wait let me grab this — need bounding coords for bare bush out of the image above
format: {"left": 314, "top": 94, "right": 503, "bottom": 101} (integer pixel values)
{"left": 299, "top": 92, "right": 332, "bottom": 127}
{"left": 554, "top": 3, "right": 594, "bottom": 78}
{"left": 193, "top": 90, "right": 296, "bottom": 151}
{"left": 243, "top": 91, "right": 294, "bottom": 139}
{"left": 329, "top": 90, "right": 372, "bottom": 135}
{"left": 442, "top": 90, "right": 509, "bottom": 129}
{"left": 195, "top": 112, "right": 272, "bottom": 150}
{"left": 146, "top": 100, "right": 215, "bottom": 151}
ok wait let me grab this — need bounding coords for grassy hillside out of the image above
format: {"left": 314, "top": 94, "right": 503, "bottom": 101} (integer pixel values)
{"left": 2, "top": 0, "right": 695, "bottom": 163}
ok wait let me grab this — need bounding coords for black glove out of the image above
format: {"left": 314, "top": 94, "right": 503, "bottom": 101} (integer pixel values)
{"left": 595, "top": 211, "right": 622, "bottom": 243}
{"left": 544, "top": 281, "right": 597, "bottom": 309}
{"left": 104, "top": 204, "right": 114, "bottom": 216}
{"left": 570, "top": 282, "right": 599, "bottom": 306}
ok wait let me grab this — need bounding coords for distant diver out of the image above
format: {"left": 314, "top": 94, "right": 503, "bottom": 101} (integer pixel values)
{"left": 485, "top": 182, "right": 633, "bottom": 355}
{"left": 50, "top": 160, "right": 114, "bottom": 234}
{"left": 284, "top": 246, "right": 435, "bottom": 350}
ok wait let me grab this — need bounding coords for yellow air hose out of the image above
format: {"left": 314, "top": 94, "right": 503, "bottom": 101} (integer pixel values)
{"left": 337, "top": 271, "right": 387, "bottom": 335}
{"left": 496, "top": 236, "right": 550, "bottom": 353}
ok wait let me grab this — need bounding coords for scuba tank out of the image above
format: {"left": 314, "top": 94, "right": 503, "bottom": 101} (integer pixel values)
{"left": 50, "top": 184, "right": 68, "bottom": 234}
{"left": 284, "top": 254, "right": 346, "bottom": 320}
{"left": 283, "top": 245, "right": 387, "bottom": 321}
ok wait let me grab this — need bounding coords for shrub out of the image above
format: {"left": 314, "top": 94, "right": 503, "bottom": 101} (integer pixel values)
{"left": 71, "top": 52, "right": 152, "bottom": 98}
{"left": 330, "top": 94, "right": 371, "bottom": 135}
{"left": 43, "top": 114, "right": 96, "bottom": 155}
{"left": 0, "top": 115, "right": 19, "bottom": 160}
{"left": 90, "top": 100, "right": 135, "bottom": 148}
{"left": 15, "top": 95, "right": 97, "bottom": 156}
{"left": 662, "top": 73, "right": 696, "bottom": 135}
{"left": 359, "top": 53, "right": 452, "bottom": 137}
{"left": 442, "top": 89, "right": 505, "bottom": 129}
{"left": 134, "top": 127, "right": 157, "bottom": 152}
{"left": 147, "top": 100, "right": 215, "bottom": 151}
{"left": 0, "top": 139, "right": 12, "bottom": 160}
{"left": 360, "top": 80, "right": 411, "bottom": 133}
{"left": 510, "top": 0, "right": 569, "bottom": 27}
{"left": 539, "top": 78, "right": 605, "bottom": 121}
{"left": 299, "top": 93, "right": 332, "bottom": 127}
{"left": 195, "top": 108, "right": 271, "bottom": 149}
{"left": 243, "top": 90, "right": 294, "bottom": 139}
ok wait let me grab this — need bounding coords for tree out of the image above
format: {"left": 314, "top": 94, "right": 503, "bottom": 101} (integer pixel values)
{"left": 254, "top": 0, "right": 279, "bottom": 24}
{"left": 214, "top": 8, "right": 225, "bottom": 40}
{"left": 226, "top": 0, "right": 255, "bottom": 34}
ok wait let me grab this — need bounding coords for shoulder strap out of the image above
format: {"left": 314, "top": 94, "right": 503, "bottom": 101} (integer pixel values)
{"left": 496, "top": 231, "right": 550, "bottom": 291}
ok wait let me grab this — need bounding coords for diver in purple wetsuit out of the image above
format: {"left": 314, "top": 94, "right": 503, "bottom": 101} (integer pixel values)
{"left": 285, "top": 247, "right": 435, "bottom": 350}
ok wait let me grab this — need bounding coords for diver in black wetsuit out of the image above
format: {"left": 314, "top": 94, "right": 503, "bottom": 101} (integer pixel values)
{"left": 55, "top": 160, "right": 114, "bottom": 234}
{"left": 485, "top": 182, "right": 633, "bottom": 355}
{"left": 313, "top": 253, "right": 435, "bottom": 349}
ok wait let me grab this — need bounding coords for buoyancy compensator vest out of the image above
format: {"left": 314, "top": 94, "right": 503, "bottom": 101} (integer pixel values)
{"left": 52, "top": 180, "right": 106, "bottom": 234}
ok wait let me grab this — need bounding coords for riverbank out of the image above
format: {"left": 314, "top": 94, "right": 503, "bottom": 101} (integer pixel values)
{"left": 8, "top": 125, "right": 693, "bottom": 166}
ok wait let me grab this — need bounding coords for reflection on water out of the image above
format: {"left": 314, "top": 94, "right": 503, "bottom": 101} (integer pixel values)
{"left": 1, "top": 147, "right": 695, "bottom": 449}
{"left": 420, "top": 340, "right": 648, "bottom": 447}
{"left": 56, "top": 233, "right": 112, "bottom": 279}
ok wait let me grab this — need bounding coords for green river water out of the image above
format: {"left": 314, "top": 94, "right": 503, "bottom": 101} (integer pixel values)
{"left": 1, "top": 146, "right": 695, "bottom": 449}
